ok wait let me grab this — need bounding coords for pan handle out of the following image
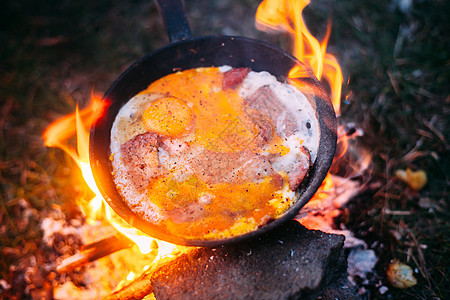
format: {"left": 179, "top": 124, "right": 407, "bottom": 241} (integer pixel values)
{"left": 155, "top": 0, "right": 192, "bottom": 42}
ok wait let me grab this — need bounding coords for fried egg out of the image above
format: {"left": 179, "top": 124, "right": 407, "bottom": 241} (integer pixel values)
{"left": 110, "top": 66, "right": 320, "bottom": 240}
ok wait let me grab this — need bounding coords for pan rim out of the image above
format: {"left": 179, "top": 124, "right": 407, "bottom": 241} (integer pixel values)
{"left": 89, "top": 35, "right": 337, "bottom": 247}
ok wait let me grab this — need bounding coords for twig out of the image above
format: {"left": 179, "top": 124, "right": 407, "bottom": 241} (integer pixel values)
{"left": 401, "top": 224, "right": 432, "bottom": 288}
{"left": 106, "top": 252, "right": 184, "bottom": 300}
{"left": 387, "top": 70, "right": 400, "bottom": 97}
{"left": 383, "top": 208, "right": 412, "bottom": 216}
{"left": 424, "top": 117, "right": 446, "bottom": 143}
{"left": 56, "top": 234, "right": 133, "bottom": 273}
{"left": 105, "top": 268, "right": 155, "bottom": 300}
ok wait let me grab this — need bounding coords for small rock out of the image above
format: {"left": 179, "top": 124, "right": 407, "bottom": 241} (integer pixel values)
{"left": 347, "top": 248, "right": 378, "bottom": 280}
{"left": 378, "top": 285, "right": 389, "bottom": 294}
{"left": 386, "top": 260, "right": 417, "bottom": 288}
{"left": 419, "top": 197, "right": 431, "bottom": 209}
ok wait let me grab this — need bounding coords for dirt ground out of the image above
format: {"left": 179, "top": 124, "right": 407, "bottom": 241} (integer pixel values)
{"left": 0, "top": 0, "right": 448, "bottom": 299}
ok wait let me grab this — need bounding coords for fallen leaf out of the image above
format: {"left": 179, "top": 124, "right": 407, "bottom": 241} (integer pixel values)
{"left": 394, "top": 168, "right": 427, "bottom": 190}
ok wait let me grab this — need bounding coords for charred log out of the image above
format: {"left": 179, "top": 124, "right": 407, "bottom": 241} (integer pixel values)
{"left": 56, "top": 235, "right": 133, "bottom": 273}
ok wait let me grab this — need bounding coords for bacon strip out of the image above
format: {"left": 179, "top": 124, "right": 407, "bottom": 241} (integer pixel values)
{"left": 116, "top": 132, "right": 162, "bottom": 191}
{"left": 222, "top": 68, "right": 251, "bottom": 90}
{"left": 189, "top": 149, "right": 281, "bottom": 186}
{"left": 287, "top": 146, "right": 311, "bottom": 190}
{"left": 244, "top": 86, "right": 298, "bottom": 136}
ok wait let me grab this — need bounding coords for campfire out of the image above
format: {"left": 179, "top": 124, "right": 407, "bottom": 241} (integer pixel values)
{"left": 41, "top": 0, "right": 373, "bottom": 298}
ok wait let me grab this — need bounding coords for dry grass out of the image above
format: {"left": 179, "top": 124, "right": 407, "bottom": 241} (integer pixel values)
{"left": 0, "top": 0, "right": 448, "bottom": 299}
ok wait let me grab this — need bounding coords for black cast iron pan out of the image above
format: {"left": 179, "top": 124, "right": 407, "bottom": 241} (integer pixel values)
{"left": 89, "top": 0, "right": 337, "bottom": 247}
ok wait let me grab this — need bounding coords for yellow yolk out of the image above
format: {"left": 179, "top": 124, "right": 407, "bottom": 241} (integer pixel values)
{"left": 267, "top": 135, "right": 291, "bottom": 156}
{"left": 147, "top": 174, "right": 286, "bottom": 239}
{"left": 142, "top": 68, "right": 258, "bottom": 153}
{"left": 132, "top": 67, "right": 297, "bottom": 239}
{"left": 142, "top": 97, "right": 193, "bottom": 137}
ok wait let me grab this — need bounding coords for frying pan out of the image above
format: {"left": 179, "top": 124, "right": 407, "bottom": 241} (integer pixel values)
{"left": 89, "top": 0, "right": 337, "bottom": 247}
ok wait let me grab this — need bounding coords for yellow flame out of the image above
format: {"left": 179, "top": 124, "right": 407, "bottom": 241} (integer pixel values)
{"left": 79, "top": 162, "right": 103, "bottom": 224}
{"left": 126, "top": 271, "right": 135, "bottom": 281}
{"left": 104, "top": 205, "right": 155, "bottom": 254}
{"left": 256, "top": 1, "right": 350, "bottom": 226}
{"left": 43, "top": 93, "right": 108, "bottom": 166}
{"left": 256, "top": 0, "right": 343, "bottom": 114}
{"left": 309, "top": 173, "right": 333, "bottom": 202}
{"left": 43, "top": 94, "right": 170, "bottom": 255}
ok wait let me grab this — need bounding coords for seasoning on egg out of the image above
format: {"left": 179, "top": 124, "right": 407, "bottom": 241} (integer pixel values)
{"left": 110, "top": 66, "right": 320, "bottom": 240}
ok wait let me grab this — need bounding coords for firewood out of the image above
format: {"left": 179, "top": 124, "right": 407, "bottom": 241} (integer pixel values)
{"left": 56, "top": 234, "right": 133, "bottom": 273}
{"left": 105, "top": 254, "right": 179, "bottom": 300}
{"left": 105, "top": 268, "right": 155, "bottom": 300}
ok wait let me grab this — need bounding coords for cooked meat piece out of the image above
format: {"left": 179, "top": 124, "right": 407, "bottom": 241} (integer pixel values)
{"left": 243, "top": 107, "right": 274, "bottom": 147}
{"left": 286, "top": 146, "right": 311, "bottom": 190}
{"left": 244, "top": 86, "right": 298, "bottom": 136}
{"left": 222, "top": 152, "right": 282, "bottom": 186}
{"left": 116, "top": 132, "right": 163, "bottom": 191}
{"left": 160, "top": 138, "right": 189, "bottom": 155}
{"left": 190, "top": 149, "right": 281, "bottom": 186}
{"left": 223, "top": 68, "right": 251, "bottom": 90}
{"left": 167, "top": 201, "right": 209, "bottom": 224}
{"left": 245, "top": 85, "right": 314, "bottom": 190}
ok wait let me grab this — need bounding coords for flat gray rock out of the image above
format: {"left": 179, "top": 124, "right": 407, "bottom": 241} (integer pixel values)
{"left": 151, "top": 221, "right": 353, "bottom": 299}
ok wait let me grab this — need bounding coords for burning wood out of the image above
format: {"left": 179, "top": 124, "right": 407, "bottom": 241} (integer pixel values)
{"left": 56, "top": 235, "right": 133, "bottom": 273}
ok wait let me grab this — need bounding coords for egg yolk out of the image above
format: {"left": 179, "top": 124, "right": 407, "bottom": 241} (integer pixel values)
{"left": 142, "top": 68, "right": 258, "bottom": 153}
{"left": 142, "top": 97, "right": 193, "bottom": 137}
{"left": 147, "top": 174, "right": 288, "bottom": 239}
{"left": 136, "top": 67, "right": 296, "bottom": 239}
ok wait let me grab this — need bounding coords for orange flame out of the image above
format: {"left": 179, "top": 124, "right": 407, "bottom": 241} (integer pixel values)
{"left": 43, "top": 94, "right": 184, "bottom": 257}
{"left": 256, "top": 0, "right": 343, "bottom": 114}
{"left": 256, "top": 0, "right": 359, "bottom": 232}
{"left": 43, "top": 93, "right": 107, "bottom": 166}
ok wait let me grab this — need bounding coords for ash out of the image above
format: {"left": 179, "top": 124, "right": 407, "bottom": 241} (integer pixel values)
{"left": 38, "top": 209, "right": 157, "bottom": 300}
{"left": 297, "top": 174, "right": 380, "bottom": 292}
{"left": 297, "top": 175, "right": 367, "bottom": 248}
